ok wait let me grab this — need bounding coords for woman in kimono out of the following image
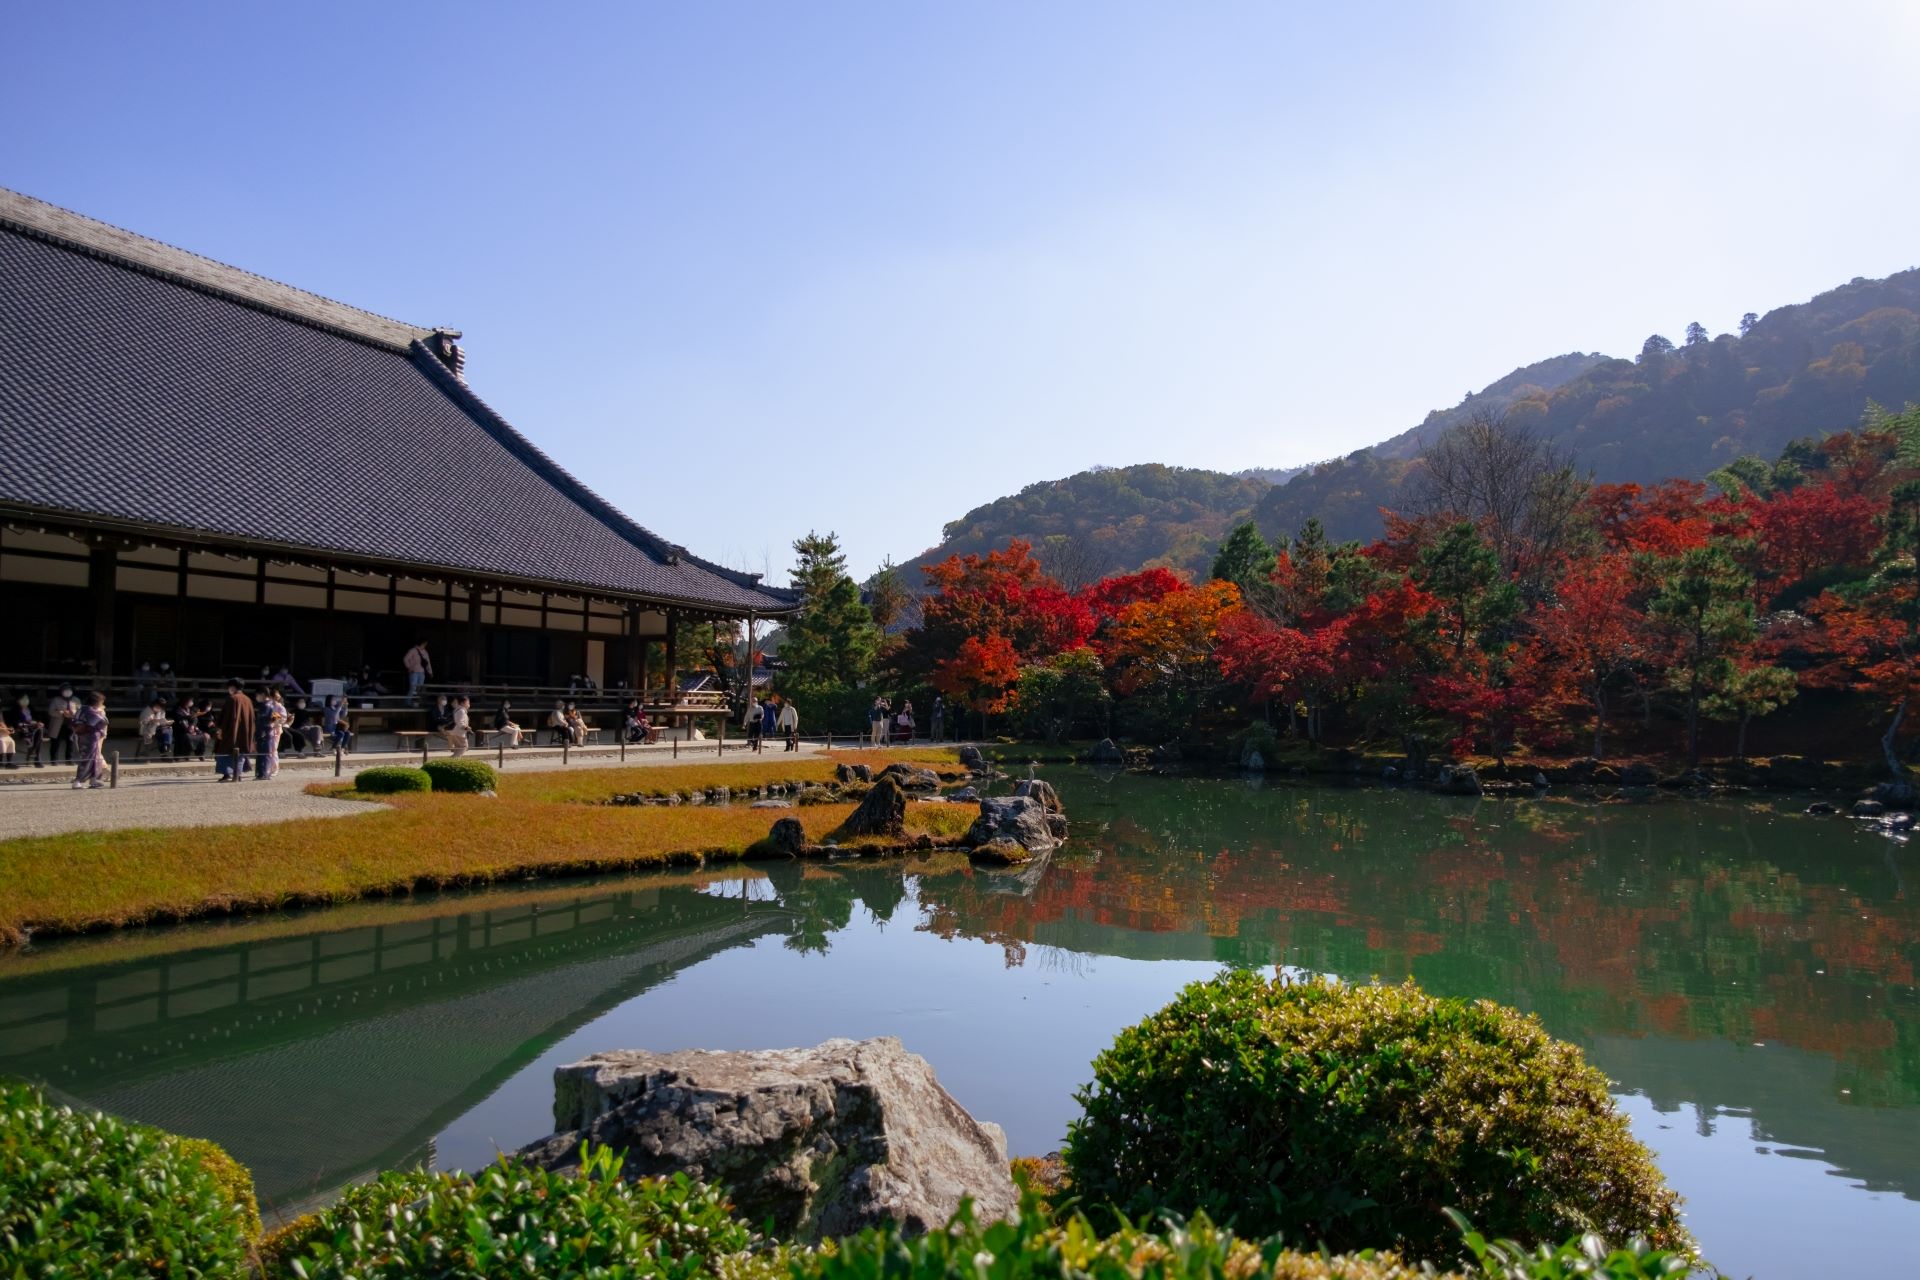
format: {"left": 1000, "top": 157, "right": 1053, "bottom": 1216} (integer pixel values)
{"left": 71, "top": 690, "right": 108, "bottom": 789}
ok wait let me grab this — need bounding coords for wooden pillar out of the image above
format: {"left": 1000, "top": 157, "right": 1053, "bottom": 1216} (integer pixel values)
{"left": 639, "top": 632, "right": 652, "bottom": 698}
{"left": 466, "top": 586, "right": 485, "bottom": 682}
{"left": 664, "top": 610, "right": 680, "bottom": 701}
{"left": 625, "top": 606, "right": 643, "bottom": 691}
{"left": 88, "top": 546, "right": 117, "bottom": 679}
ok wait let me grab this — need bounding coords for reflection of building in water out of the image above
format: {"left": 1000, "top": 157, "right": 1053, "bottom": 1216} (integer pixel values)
{"left": 0, "top": 885, "right": 790, "bottom": 1207}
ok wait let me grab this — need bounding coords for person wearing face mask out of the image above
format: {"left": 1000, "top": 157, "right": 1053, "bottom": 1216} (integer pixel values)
{"left": 7, "top": 693, "right": 44, "bottom": 767}
{"left": 47, "top": 684, "right": 79, "bottom": 763}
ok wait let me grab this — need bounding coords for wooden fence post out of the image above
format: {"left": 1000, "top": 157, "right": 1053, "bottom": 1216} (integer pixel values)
{"left": 334, "top": 745, "right": 343, "bottom": 778}
{"left": 110, "top": 750, "right": 120, "bottom": 788}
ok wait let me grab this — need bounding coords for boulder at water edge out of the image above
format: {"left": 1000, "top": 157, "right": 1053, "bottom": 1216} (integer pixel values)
{"left": 518, "top": 1038, "right": 1017, "bottom": 1240}
{"left": 879, "top": 763, "right": 941, "bottom": 791}
{"left": 1083, "top": 738, "right": 1124, "bottom": 764}
{"left": 837, "top": 776, "right": 907, "bottom": 837}
{"left": 957, "top": 744, "right": 985, "bottom": 769}
{"left": 835, "top": 762, "right": 873, "bottom": 783}
{"left": 767, "top": 816, "right": 808, "bottom": 855}
{"left": 965, "top": 795, "right": 1059, "bottom": 854}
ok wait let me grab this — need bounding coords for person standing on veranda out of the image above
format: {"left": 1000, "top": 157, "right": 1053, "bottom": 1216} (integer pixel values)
{"left": 403, "top": 640, "right": 432, "bottom": 705}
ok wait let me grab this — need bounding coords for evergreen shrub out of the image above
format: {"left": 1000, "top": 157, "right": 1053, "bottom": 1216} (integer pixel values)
{"left": 263, "top": 1145, "right": 772, "bottom": 1279}
{"left": 791, "top": 1196, "right": 1707, "bottom": 1280}
{"left": 354, "top": 766, "right": 432, "bottom": 794}
{"left": 0, "top": 1080, "right": 258, "bottom": 1277}
{"left": 421, "top": 759, "right": 496, "bottom": 793}
{"left": 1064, "top": 974, "right": 1691, "bottom": 1261}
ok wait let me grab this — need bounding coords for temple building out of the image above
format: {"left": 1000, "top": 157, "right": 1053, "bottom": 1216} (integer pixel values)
{"left": 0, "top": 188, "right": 794, "bottom": 693}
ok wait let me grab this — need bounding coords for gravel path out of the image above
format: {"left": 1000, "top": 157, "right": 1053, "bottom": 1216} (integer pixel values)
{"left": 0, "top": 740, "right": 862, "bottom": 838}
{"left": 0, "top": 775, "right": 385, "bottom": 838}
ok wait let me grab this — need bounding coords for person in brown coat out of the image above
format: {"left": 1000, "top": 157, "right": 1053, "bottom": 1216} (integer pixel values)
{"left": 215, "top": 679, "right": 256, "bottom": 782}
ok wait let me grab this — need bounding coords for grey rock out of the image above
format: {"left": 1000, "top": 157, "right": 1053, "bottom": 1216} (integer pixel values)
{"left": 1532, "top": 771, "right": 1549, "bottom": 789}
{"left": 1888, "top": 812, "right": 1917, "bottom": 831}
{"left": 1012, "top": 778, "right": 1062, "bottom": 814}
{"left": 768, "top": 816, "right": 808, "bottom": 856}
{"left": 1084, "top": 738, "right": 1124, "bottom": 764}
{"left": 948, "top": 786, "right": 980, "bottom": 802}
{"left": 686, "top": 791, "right": 705, "bottom": 806}
{"left": 957, "top": 745, "right": 985, "bottom": 769}
{"left": 835, "top": 763, "right": 873, "bottom": 784}
{"left": 880, "top": 763, "right": 941, "bottom": 791}
{"left": 1381, "top": 765, "right": 1399, "bottom": 781}
{"left": 520, "top": 1038, "right": 1016, "bottom": 1240}
{"left": 968, "top": 838, "right": 1031, "bottom": 866}
{"left": 1853, "top": 799, "right": 1886, "bottom": 817}
{"left": 965, "top": 795, "right": 1058, "bottom": 854}
{"left": 1435, "top": 765, "right": 1483, "bottom": 796}
{"left": 839, "top": 776, "right": 907, "bottom": 838}
{"left": 1620, "top": 762, "right": 1660, "bottom": 787}
{"left": 1806, "top": 801, "right": 1839, "bottom": 816}
{"left": 1871, "top": 781, "right": 1917, "bottom": 810}
{"left": 1244, "top": 750, "right": 1265, "bottom": 772}
{"left": 752, "top": 799, "right": 795, "bottom": 809}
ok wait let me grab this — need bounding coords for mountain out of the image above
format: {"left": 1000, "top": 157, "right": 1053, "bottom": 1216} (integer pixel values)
{"left": 908, "top": 463, "right": 1270, "bottom": 584}
{"left": 1253, "top": 269, "right": 1920, "bottom": 542}
{"left": 904, "top": 266, "right": 1920, "bottom": 578}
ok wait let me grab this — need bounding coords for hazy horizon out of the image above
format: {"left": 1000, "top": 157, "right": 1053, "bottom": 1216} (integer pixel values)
{"left": 9, "top": 2, "right": 1919, "bottom": 580}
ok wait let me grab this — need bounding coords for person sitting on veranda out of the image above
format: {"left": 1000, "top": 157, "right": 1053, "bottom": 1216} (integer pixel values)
{"left": 0, "top": 714, "right": 14, "bottom": 769}
{"left": 271, "top": 663, "right": 305, "bottom": 697}
{"left": 8, "top": 692, "right": 45, "bottom": 768}
{"left": 634, "top": 707, "right": 657, "bottom": 744}
{"left": 492, "top": 700, "right": 523, "bottom": 748}
{"left": 546, "top": 698, "right": 570, "bottom": 746}
{"left": 138, "top": 698, "right": 173, "bottom": 756}
{"left": 623, "top": 698, "right": 647, "bottom": 744}
{"left": 564, "top": 700, "right": 588, "bottom": 746}
{"left": 287, "top": 696, "right": 322, "bottom": 755}
{"left": 173, "top": 696, "right": 209, "bottom": 759}
{"left": 322, "top": 695, "right": 353, "bottom": 752}
{"left": 431, "top": 694, "right": 454, "bottom": 743}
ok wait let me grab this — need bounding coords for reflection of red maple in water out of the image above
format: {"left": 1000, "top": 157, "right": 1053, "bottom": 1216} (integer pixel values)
{"left": 913, "top": 807, "right": 1920, "bottom": 1088}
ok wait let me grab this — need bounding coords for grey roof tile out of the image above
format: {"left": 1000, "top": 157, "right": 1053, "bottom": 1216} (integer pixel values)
{"left": 0, "top": 194, "right": 794, "bottom": 615}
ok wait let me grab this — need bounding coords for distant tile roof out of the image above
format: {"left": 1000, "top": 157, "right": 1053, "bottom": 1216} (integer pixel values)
{"left": 0, "top": 189, "right": 795, "bottom": 615}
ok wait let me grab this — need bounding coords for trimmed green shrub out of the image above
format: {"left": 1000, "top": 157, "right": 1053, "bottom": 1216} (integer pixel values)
{"left": 1064, "top": 974, "right": 1691, "bottom": 1262}
{"left": 0, "top": 1080, "right": 257, "bottom": 1276}
{"left": 264, "top": 1145, "right": 773, "bottom": 1279}
{"left": 791, "top": 1195, "right": 1707, "bottom": 1280}
{"left": 421, "top": 758, "right": 496, "bottom": 793}
{"left": 354, "top": 766, "right": 432, "bottom": 794}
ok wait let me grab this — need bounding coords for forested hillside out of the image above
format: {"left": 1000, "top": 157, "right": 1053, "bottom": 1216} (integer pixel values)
{"left": 908, "top": 267, "right": 1920, "bottom": 576}
{"left": 910, "top": 464, "right": 1269, "bottom": 584}
{"left": 1254, "top": 268, "right": 1920, "bottom": 541}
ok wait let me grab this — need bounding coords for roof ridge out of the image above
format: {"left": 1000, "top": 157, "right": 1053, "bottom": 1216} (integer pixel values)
{"left": 0, "top": 187, "right": 442, "bottom": 353}
{"left": 407, "top": 342, "right": 793, "bottom": 605}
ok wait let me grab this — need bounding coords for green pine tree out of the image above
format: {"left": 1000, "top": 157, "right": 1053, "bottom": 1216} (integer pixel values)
{"left": 1646, "top": 540, "right": 1756, "bottom": 767}
{"left": 1210, "top": 521, "right": 1278, "bottom": 599}
{"left": 778, "top": 532, "right": 882, "bottom": 721}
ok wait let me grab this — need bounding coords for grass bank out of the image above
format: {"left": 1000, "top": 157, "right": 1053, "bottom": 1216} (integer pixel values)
{"left": 0, "top": 749, "right": 967, "bottom": 944}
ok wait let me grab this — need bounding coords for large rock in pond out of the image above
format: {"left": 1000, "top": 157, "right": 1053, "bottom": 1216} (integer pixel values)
{"left": 1013, "top": 778, "right": 1062, "bottom": 813}
{"left": 957, "top": 744, "right": 985, "bottom": 770}
{"left": 1083, "top": 738, "right": 1124, "bottom": 764}
{"left": 518, "top": 1038, "right": 1016, "bottom": 1239}
{"left": 1434, "top": 764, "right": 1483, "bottom": 796}
{"left": 965, "top": 795, "right": 1059, "bottom": 854}
{"left": 835, "top": 762, "right": 872, "bottom": 784}
{"left": 879, "top": 763, "right": 941, "bottom": 791}
{"left": 767, "top": 816, "right": 808, "bottom": 856}
{"left": 838, "top": 775, "right": 907, "bottom": 838}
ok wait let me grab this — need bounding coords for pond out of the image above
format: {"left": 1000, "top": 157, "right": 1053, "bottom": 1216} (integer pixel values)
{"left": 3, "top": 770, "right": 1917, "bottom": 1278}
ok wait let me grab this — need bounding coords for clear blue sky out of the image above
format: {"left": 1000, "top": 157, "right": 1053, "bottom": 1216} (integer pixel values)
{"left": 8, "top": 2, "right": 1918, "bottom": 581}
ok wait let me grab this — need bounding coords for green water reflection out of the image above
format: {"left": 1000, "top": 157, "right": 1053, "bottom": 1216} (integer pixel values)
{"left": 1, "top": 772, "right": 1915, "bottom": 1274}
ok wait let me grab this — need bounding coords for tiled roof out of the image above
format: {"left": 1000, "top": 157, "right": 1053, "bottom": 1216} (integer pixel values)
{"left": 0, "top": 189, "right": 795, "bottom": 615}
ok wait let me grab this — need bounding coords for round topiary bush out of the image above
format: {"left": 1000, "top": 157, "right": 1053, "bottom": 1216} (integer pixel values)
{"left": 1064, "top": 974, "right": 1690, "bottom": 1262}
{"left": 0, "top": 1081, "right": 259, "bottom": 1275}
{"left": 421, "top": 758, "right": 496, "bottom": 793}
{"left": 263, "top": 1146, "right": 766, "bottom": 1279}
{"left": 354, "top": 765, "right": 432, "bottom": 794}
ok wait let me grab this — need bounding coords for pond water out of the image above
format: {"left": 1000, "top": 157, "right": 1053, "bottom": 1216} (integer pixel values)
{"left": 3, "top": 770, "right": 1918, "bottom": 1278}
